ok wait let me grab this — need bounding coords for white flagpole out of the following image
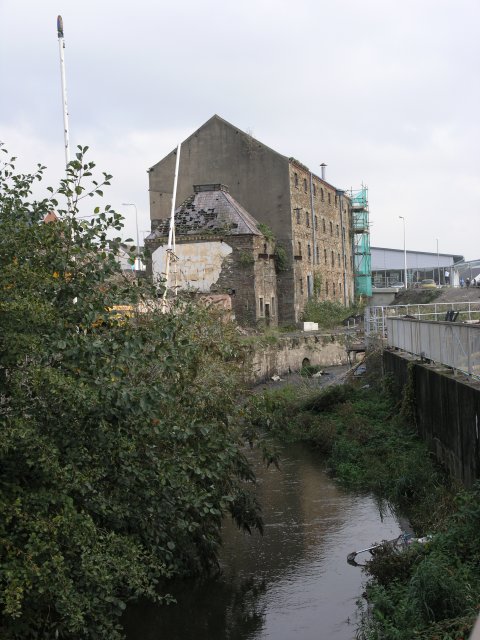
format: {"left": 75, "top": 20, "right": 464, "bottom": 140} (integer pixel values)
{"left": 163, "top": 144, "right": 181, "bottom": 301}
{"left": 57, "top": 16, "right": 70, "bottom": 169}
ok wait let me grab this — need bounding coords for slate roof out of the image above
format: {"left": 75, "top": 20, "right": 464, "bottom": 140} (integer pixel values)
{"left": 148, "top": 184, "right": 263, "bottom": 239}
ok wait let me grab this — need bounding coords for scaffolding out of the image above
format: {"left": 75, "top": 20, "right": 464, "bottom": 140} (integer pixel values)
{"left": 348, "top": 185, "right": 372, "bottom": 297}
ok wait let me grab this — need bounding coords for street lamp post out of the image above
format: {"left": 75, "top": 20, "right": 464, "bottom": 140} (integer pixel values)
{"left": 436, "top": 238, "right": 440, "bottom": 284}
{"left": 399, "top": 216, "right": 407, "bottom": 289}
{"left": 122, "top": 203, "right": 140, "bottom": 270}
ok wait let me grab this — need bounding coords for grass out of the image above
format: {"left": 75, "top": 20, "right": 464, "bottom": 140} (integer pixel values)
{"left": 302, "top": 300, "right": 364, "bottom": 329}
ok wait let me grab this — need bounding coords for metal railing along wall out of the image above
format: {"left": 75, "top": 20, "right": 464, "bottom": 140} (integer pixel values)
{"left": 365, "top": 301, "right": 480, "bottom": 337}
{"left": 386, "top": 317, "right": 480, "bottom": 379}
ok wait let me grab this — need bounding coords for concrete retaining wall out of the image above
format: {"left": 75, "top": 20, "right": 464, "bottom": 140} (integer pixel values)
{"left": 384, "top": 349, "right": 480, "bottom": 487}
{"left": 246, "top": 333, "right": 349, "bottom": 384}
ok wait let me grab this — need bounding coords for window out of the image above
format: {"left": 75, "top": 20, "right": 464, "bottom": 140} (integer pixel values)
{"left": 333, "top": 282, "right": 336, "bottom": 296}
{"left": 313, "top": 183, "right": 316, "bottom": 196}
{"left": 339, "top": 282, "right": 342, "bottom": 293}
{"left": 294, "top": 172, "right": 298, "bottom": 188}
{"left": 259, "top": 297, "right": 264, "bottom": 316}
{"left": 303, "top": 178, "right": 307, "bottom": 193}
{"left": 316, "top": 246, "right": 319, "bottom": 263}
{"left": 322, "top": 218, "right": 326, "bottom": 233}
{"left": 326, "top": 281, "right": 329, "bottom": 295}
{"left": 307, "top": 244, "right": 311, "bottom": 260}
{"left": 306, "top": 211, "right": 310, "bottom": 227}
{"left": 321, "top": 188, "right": 324, "bottom": 202}
{"left": 328, "top": 193, "right": 331, "bottom": 204}
{"left": 336, "top": 224, "right": 339, "bottom": 237}
{"left": 271, "top": 297, "right": 275, "bottom": 315}
{"left": 263, "top": 243, "right": 267, "bottom": 253}
{"left": 315, "top": 215, "right": 318, "bottom": 229}
{"left": 295, "top": 208, "right": 300, "bottom": 224}
{"left": 300, "top": 278, "right": 304, "bottom": 295}
{"left": 335, "top": 195, "right": 338, "bottom": 206}
{"left": 324, "top": 248, "right": 327, "bottom": 265}
{"left": 298, "top": 241, "right": 302, "bottom": 256}
{"left": 330, "top": 221, "right": 333, "bottom": 235}
{"left": 331, "top": 251, "right": 334, "bottom": 267}
{"left": 342, "top": 227, "right": 346, "bottom": 241}
{"left": 338, "top": 253, "right": 340, "bottom": 267}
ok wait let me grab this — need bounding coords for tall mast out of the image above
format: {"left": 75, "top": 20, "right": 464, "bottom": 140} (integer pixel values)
{"left": 57, "top": 15, "right": 71, "bottom": 169}
{"left": 163, "top": 144, "right": 181, "bottom": 302}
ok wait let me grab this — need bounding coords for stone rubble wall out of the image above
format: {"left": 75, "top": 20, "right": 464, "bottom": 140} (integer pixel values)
{"left": 245, "top": 333, "right": 349, "bottom": 384}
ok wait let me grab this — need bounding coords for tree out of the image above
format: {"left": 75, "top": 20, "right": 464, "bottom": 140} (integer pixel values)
{"left": 0, "top": 146, "right": 262, "bottom": 639}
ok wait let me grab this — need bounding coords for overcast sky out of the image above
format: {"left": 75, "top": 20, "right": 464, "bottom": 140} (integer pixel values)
{"left": 1, "top": 0, "right": 479, "bottom": 259}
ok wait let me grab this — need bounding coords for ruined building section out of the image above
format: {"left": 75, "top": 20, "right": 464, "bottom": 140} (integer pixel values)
{"left": 146, "top": 184, "right": 278, "bottom": 326}
{"left": 148, "top": 115, "right": 355, "bottom": 324}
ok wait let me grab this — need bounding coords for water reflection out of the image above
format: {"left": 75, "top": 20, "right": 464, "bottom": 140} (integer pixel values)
{"left": 124, "top": 444, "right": 402, "bottom": 640}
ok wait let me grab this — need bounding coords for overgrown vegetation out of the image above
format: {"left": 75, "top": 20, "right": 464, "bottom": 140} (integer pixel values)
{"left": 0, "top": 147, "right": 264, "bottom": 639}
{"left": 256, "top": 222, "right": 275, "bottom": 243}
{"left": 302, "top": 299, "right": 365, "bottom": 328}
{"left": 246, "top": 366, "right": 480, "bottom": 639}
{"left": 238, "top": 250, "right": 255, "bottom": 267}
{"left": 273, "top": 243, "right": 289, "bottom": 272}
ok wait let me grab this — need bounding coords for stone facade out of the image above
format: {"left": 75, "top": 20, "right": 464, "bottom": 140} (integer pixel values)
{"left": 288, "top": 160, "right": 355, "bottom": 322}
{"left": 148, "top": 115, "right": 355, "bottom": 324}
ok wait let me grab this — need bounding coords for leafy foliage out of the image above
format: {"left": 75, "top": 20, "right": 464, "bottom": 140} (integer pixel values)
{"left": 273, "top": 243, "right": 289, "bottom": 273}
{"left": 0, "top": 147, "right": 262, "bottom": 639}
{"left": 256, "top": 223, "right": 275, "bottom": 243}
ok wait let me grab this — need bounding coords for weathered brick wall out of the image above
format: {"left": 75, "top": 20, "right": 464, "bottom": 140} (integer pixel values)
{"left": 384, "top": 349, "right": 480, "bottom": 487}
{"left": 289, "top": 161, "right": 354, "bottom": 321}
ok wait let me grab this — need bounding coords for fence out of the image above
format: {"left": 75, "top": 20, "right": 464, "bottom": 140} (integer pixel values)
{"left": 365, "top": 301, "right": 480, "bottom": 337}
{"left": 386, "top": 317, "right": 480, "bottom": 379}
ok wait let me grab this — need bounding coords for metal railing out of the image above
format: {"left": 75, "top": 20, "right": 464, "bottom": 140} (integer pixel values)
{"left": 365, "top": 301, "right": 480, "bottom": 337}
{"left": 386, "top": 317, "right": 480, "bottom": 379}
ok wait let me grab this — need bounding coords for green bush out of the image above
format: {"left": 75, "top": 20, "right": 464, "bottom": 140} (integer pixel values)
{"left": 0, "top": 148, "right": 262, "bottom": 639}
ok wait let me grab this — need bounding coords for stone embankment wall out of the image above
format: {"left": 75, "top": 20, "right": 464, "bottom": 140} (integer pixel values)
{"left": 245, "top": 333, "right": 349, "bottom": 384}
{"left": 384, "top": 349, "right": 480, "bottom": 487}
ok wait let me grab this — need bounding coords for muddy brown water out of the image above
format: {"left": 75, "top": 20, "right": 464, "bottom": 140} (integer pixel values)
{"left": 123, "top": 443, "right": 403, "bottom": 640}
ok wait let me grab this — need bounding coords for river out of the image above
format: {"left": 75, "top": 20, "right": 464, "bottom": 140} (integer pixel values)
{"left": 124, "top": 443, "right": 404, "bottom": 640}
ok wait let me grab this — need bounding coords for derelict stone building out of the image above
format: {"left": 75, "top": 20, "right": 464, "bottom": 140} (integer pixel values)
{"left": 148, "top": 115, "right": 355, "bottom": 324}
{"left": 147, "top": 184, "right": 278, "bottom": 326}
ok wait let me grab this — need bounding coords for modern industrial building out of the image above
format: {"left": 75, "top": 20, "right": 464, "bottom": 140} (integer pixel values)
{"left": 371, "top": 247, "right": 463, "bottom": 287}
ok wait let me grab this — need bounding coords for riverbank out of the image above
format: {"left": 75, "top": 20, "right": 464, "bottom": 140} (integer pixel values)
{"left": 246, "top": 372, "right": 480, "bottom": 639}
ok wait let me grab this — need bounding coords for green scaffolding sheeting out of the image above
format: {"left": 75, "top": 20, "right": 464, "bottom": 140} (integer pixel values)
{"left": 348, "top": 186, "right": 372, "bottom": 297}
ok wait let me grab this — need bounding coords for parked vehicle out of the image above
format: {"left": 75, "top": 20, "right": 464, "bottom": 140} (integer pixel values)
{"left": 390, "top": 281, "right": 405, "bottom": 288}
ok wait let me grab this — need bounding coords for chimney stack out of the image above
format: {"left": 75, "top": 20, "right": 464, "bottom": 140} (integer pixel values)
{"left": 320, "top": 163, "right": 327, "bottom": 181}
